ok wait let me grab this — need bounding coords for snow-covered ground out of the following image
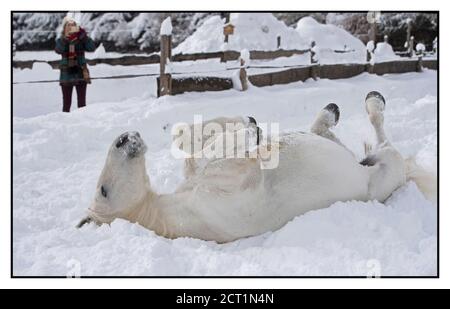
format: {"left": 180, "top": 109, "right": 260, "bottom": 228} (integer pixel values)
{"left": 13, "top": 54, "right": 314, "bottom": 118}
{"left": 12, "top": 63, "right": 437, "bottom": 276}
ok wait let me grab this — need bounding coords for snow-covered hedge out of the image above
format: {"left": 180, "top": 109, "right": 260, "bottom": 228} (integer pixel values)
{"left": 13, "top": 12, "right": 212, "bottom": 52}
{"left": 296, "top": 16, "right": 367, "bottom": 64}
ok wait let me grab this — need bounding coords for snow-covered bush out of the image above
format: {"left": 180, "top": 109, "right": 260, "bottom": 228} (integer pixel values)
{"left": 12, "top": 12, "right": 213, "bottom": 52}
{"left": 373, "top": 41, "right": 399, "bottom": 62}
{"left": 296, "top": 16, "right": 367, "bottom": 64}
{"left": 174, "top": 13, "right": 310, "bottom": 54}
{"left": 296, "top": 16, "right": 365, "bottom": 52}
{"left": 12, "top": 12, "right": 437, "bottom": 53}
{"left": 13, "top": 13, "right": 65, "bottom": 50}
{"left": 416, "top": 43, "right": 426, "bottom": 54}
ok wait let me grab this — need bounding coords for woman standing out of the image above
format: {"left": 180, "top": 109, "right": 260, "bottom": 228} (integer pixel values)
{"left": 55, "top": 16, "right": 96, "bottom": 112}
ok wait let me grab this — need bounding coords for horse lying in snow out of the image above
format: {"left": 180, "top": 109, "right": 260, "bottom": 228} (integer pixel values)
{"left": 77, "top": 91, "right": 436, "bottom": 243}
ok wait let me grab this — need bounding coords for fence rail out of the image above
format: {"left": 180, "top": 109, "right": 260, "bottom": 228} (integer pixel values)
{"left": 12, "top": 48, "right": 333, "bottom": 70}
{"left": 158, "top": 59, "right": 437, "bottom": 96}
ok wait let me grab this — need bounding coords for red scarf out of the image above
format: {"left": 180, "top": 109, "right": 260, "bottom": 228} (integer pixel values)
{"left": 66, "top": 31, "right": 80, "bottom": 67}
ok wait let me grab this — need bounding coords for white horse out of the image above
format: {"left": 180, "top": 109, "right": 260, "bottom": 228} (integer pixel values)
{"left": 78, "top": 91, "right": 434, "bottom": 243}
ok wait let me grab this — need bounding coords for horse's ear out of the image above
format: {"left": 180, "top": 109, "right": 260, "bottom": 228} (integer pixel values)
{"left": 247, "top": 116, "right": 257, "bottom": 126}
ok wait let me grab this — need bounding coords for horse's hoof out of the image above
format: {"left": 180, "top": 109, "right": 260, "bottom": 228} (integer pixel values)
{"left": 324, "top": 103, "right": 340, "bottom": 125}
{"left": 365, "top": 91, "right": 386, "bottom": 115}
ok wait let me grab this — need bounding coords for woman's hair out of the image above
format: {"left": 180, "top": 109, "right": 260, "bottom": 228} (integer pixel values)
{"left": 58, "top": 16, "right": 78, "bottom": 38}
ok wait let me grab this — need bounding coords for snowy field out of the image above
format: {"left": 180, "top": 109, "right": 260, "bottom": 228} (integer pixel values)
{"left": 13, "top": 65, "right": 437, "bottom": 276}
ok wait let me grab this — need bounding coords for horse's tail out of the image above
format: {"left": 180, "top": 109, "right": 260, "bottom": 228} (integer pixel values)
{"left": 404, "top": 157, "right": 437, "bottom": 204}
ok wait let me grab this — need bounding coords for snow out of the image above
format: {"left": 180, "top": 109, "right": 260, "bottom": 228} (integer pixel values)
{"left": 160, "top": 17, "right": 173, "bottom": 36}
{"left": 416, "top": 43, "right": 426, "bottom": 53}
{"left": 373, "top": 42, "right": 399, "bottom": 62}
{"left": 366, "top": 40, "right": 375, "bottom": 52}
{"left": 12, "top": 52, "right": 315, "bottom": 118}
{"left": 296, "top": 17, "right": 364, "bottom": 52}
{"left": 13, "top": 66, "right": 437, "bottom": 276}
{"left": 240, "top": 49, "right": 250, "bottom": 64}
{"left": 91, "top": 43, "right": 107, "bottom": 59}
{"left": 13, "top": 63, "right": 158, "bottom": 118}
{"left": 174, "top": 13, "right": 310, "bottom": 54}
{"left": 14, "top": 51, "right": 61, "bottom": 61}
{"left": 296, "top": 17, "right": 367, "bottom": 64}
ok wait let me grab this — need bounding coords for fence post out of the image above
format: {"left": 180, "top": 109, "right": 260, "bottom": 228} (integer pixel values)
{"left": 370, "top": 23, "right": 376, "bottom": 43}
{"left": 224, "top": 13, "right": 231, "bottom": 43}
{"left": 277, "top": 35, "right": 281, "bottom": 49}
{"left": 384, "top": 34, "right": 388, "bottom": 43}
{"left": 159, "top": 17, "right": 173, "bottom": 97}
{"left": 310, "top": 41, "right": 319, "bottom": 80}
{"left": 408, "top": 36, "right": 415, "bottom": 57}
{"left": 239, "top": 50, "right": 249, "bottom": 91}
{"left": 366, "top": 41, "right": 375, "bottom": 74}
{"left": 416, "top": 44, "right": 424, "bottom": 72}
{"left": 405, "top": 18, "right": 412, "bottom": 51}
{"left": 417, "top": 54, "right": 423, "bottom": 72}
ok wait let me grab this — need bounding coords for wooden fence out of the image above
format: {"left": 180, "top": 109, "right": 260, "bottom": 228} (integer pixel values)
{"left": 156, "top": 29, "right": 437, "bottom": 96}
{"left": 13, "top": 16, "right": 437, "bottom": 97}
{"left": 12, "top": 48, "right": 311, "bottom": 70}
{"left": 161, "top": 59, "right": 436, "bottom": 96}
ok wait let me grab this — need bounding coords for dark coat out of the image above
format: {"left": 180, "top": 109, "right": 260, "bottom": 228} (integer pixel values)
{"left": 55, "top": 30, "right": 96, "bottom": 85}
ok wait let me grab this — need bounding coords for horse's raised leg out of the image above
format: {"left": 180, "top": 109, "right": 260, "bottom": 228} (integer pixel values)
{"left": 365, "top": 91, "right": 389, "bottom": 147}
{"left": 310, "top": 103, "right": 346, "bottom": 148}
{"left": 361, "top": 91, "right": 390, "bottom": 165}
{"left": 363, "top": 91, "right": 406, "bottom": 201}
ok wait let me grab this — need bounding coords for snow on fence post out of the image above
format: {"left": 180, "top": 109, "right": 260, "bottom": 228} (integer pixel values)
{"left": 366, "top": 40, "right": 375, "bottom": 74}
{"left": 408, "top": 36, "right": 415, "bottom": 58}
{"left": 239, "top": 49, "right": 249, "bottom": 91}
{"left": 384, "top": 34, "right": 389, "bottom": 43}
{"left": 416, "top": 43, "right": 425, "bottom": 72}
{"left": 310, "top": 41, "right": 319, "bottom": 80}
{"left": 159, "top": 17, "right": 173, "bottom": 97}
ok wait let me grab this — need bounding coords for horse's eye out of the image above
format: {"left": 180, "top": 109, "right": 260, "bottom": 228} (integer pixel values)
{"left": 101, "top": 185, "right": 107, "bottom": 198}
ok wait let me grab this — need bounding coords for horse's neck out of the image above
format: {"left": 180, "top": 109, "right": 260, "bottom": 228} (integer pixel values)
{"left": 122, "top": 188, "right": 193, "bottom": 239}
{"left": 310, "top": 119, "right": 328, "bottom": 136}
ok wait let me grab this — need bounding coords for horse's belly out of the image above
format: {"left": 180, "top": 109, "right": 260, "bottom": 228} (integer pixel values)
{"left": 189, "top": 133, "right": 371, "bottom": 242}
{"left": 262, "top": 134, "right": 370, "bottom": 224}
